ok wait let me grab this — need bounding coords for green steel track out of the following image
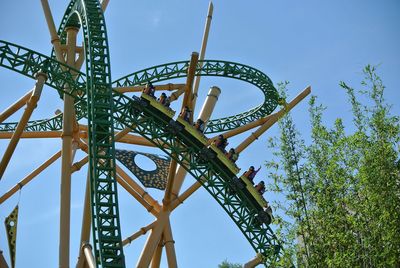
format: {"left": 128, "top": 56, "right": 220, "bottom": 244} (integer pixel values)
{"left": 0, "top": 1, "right": 283, "bottom": 266}
{"left": 0, "top": 53, "right": 279, "bottom": 134}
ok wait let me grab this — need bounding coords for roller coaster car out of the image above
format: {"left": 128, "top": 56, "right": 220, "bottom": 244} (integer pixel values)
{"left": 254, "top": 208, "right": 272, "bottom": 226}
{"left": 166, "top": 119, "right": 183, "bottom": 136}
{"left": 228, "top": 177, "right": 273, "bottom": 226}
{"left": 197, "top": 146, "right": 217, "bottom": 163}
{"left": 240, "top": 175, "right": 269, "bottom": 208}
{"left": 175, "top": 117, "right": 208, "bottom": 145}
{"left": 140, "top": 93, "right": 176, "bottom": 119}
{"left": 227, "top": 176, "right": 246, "bottom": 194}
{"left": 209, "top": 144, "right": 241, "bottom": 175}
{"left": 129, "top": 95, "right": 148, "bottom": 114}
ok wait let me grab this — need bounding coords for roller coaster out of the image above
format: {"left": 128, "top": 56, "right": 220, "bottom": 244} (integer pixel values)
{"left": 0, "top": 1, "right": 310, "bottom": 267}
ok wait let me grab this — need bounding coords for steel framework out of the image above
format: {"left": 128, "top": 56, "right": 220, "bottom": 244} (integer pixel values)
{"left": 0, "top": 1, "right": 310, "bottom": 267}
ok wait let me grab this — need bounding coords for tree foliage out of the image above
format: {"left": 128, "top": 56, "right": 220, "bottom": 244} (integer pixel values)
{"left": 218, "top": 259, "right": 243, "bottom": 268}
{"left": 267, "top": 66, "right": 400, "bottom": 267}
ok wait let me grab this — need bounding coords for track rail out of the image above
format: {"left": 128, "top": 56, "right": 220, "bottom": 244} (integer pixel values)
{"left": 60, "top": 0, "right": 125, "bottom": 266}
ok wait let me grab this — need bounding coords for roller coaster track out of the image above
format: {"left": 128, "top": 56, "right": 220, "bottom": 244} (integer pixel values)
{"left": 0, "top": 51, "right": 279, "bottom": 135}
{"left": 0, "top": 0, "right": 283, "bottom": 266}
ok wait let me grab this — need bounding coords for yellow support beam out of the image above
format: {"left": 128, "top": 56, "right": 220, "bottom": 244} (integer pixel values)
{"left": 244, "top": 253, "right": 263, "bottom": 268}
{"left": 122, "top": 222, "right": 156, "bottom": 246}
{"left": 116, "top": 174, "right": 159, "bottom": 216}
{"left": 82, "top": 243, "right": 96, "bottom": 268}
{"left": 137, "top": 211, "right": 170, "bottom": 268}
{"left": 235, "top": 86, "right": 311, "bottom": 154}
{"left": 170, "top": 181, "right": 202, "bottom": 211}
{"left": 59, "top": 27, "right": 79, "bottom": 268}
{"left": 192, "top": 1, "right": 214, "bottom": 110}
{"left": 0, "top": 73, "right": 47, "bottom": 180}
{"left": 170, "top": 86, "right": 221, "bottom": 198}
{"left": 163, "top": 156, "right": 178, "bottom": 206}
{"left": 116, "top": 165, "right": 161, "bottom": 213}
{"left": 163, "top": 219, "right": 177, "bottom": 268}
{"left": 76, "top": 173, "right": 91, "bottom": 268}
{"left": 208, "top": 116, "right": 271, "bottom": 142}
{"left": 150, "top": 239, "right": 164, "bottom": 268}
{"left": 116, "top": 134, "right": 156, "bottom": 147}
{"left": 0, "top": 131, "right": 62, "bottom": 139}
{"left": 101, "top": 0, "right": 110, "bottom": 11}
{"left": 40, "top": 0, "right": 66, "bottom": 63}
{"left": 181, "top": 52, "right": 199, "bottom": 113}
{"left": 114, "top": 83, "right": 185, "bottom": 93}
{"left": 0, "top": 151, "right": 61, "bottom": 205}
{"left": 0, "top": 89, "right": 32, "bottom": 124}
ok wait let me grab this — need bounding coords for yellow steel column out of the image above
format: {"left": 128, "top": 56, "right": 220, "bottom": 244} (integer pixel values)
{"left": 0, "top": 131, "right": 62, "bottom": 139}
{"left": 0, "top": 89, "right": 32, "bottom": 124}
{"left": 40, "top": 0, "right": 66, "bottom": 63}
{"left": 150, "top": 239, "right": 164, "bottom": 268}
{"left": 116, "top": 165, "right": 161, "bottom": 213}
{"left": 116, "top": 134, "right": 156, "bottom": 147}
{"left": 101, "top": 0, "right": 110, "bottom": 11}
{"left": 122, "top": 222, "right": 157, "bottom": 246}
{"left": 191, "top": 1, "right": 214, "bottom": 109}
{"left": 235, "top": 86, "right": 311, "bottom": 154}
{"left": 0, "top": 151, "right": 61, "bottom": 205}
{"left": 198, "top": 86, "right": 221, "bottom": 123}
{"left": 0, "top": 73, "right": 47, "bottom": 180}
{"left": 208, "top": 116, "right": 271, "bottom": 141}
{"left": 117, "top": 174, "right": 159, "bottom": 216}
{"left": 170, "top": 86, "right": 221, "bottom": 197}
{"left": 76, "top": 173, "right": 91, "bottom": 268}
{"left": 136, "top": 211, "right": 170, "bottom": 268}
{"left": 115, "top": 83, "right": 185, "bottom": 94}
{"left": 81, "top": 243, "right": 96, "bottom": 268}
{"left": 181, "top": 52, "right": 199, "bottom": 111}
{"left": 244, "top": 253, "right": 263, "bottom": 268}
{"left": 170, "top": 180, "right": 203, "bottom": 211}
{"left": 163, "top": 158, "right": 178, "bottom": 206}
{"left": 59, "top": 26, "right": 79, "bottom": 268}
{"left": 163, "top": 219, "right": 177, "bottom": 268}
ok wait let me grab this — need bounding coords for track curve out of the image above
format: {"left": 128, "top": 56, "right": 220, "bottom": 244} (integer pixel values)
{"left": 0, "top": 42, "right": 279, "bottom": 135}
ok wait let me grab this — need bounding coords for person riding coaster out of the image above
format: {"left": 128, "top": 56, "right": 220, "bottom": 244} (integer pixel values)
{"left": 158, "top": 92, "right": 171, "bottom": 107}
{"left": 242, "top": 165, "right": 261, "bottom": 185}
{"left": 193, "top": 118, "right": 205, "bottom": 133}
{"left": 255, "top": 180, "right": 266, "bottom": 195}
{"left": 143, "top": 82, "right": 156, "bottom": 98}
{"left": 213, "top": 134, "right": 228, "bottom": 153}
{"left": 180, "top": 106, "right": 192, "bottom": 124}
{"left": 225, "top": 148, "right": 239, "bottom": 163}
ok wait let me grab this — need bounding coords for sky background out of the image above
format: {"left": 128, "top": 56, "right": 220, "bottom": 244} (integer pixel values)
{"left": 0, "top": 1, "right": 399, "bottom": 267}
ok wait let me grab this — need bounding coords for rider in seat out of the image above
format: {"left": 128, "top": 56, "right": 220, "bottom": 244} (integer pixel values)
{"left": 226, "top": 148, "right": 239, "bottom": 163}
{"left": 193, "top": 118, "right": 205, "bottom": 133}
{"left": 180, "top": 106, "right": 192, "bottom": 124}
{"left": 158, "top": 92, "right": 168, "bottom": 106}
{"left": 143, "top": 82, "right": 156, "bottom": 98}
{"left": 255, "top": 180, "right": 266, "bottom": 195}
{"left": 242, "top": 165, "right": 261, "bottom": 185}
{"left": 213, "top": 134, "right": 228, "bottom": 152}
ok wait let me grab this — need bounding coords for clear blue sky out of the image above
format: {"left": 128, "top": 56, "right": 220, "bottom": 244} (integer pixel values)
{"left": 0, "top": 1, "right": 399, "bottom": 267}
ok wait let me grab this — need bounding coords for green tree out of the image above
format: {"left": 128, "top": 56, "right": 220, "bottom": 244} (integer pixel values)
{"left": 218, "top": 259, "right": 243, "bottom": 268}
{"left": 266, "top": 82, "right": 312, "bottom": 267}
{"left": 267, "top": 65, "right": 400, "bottom": 267}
